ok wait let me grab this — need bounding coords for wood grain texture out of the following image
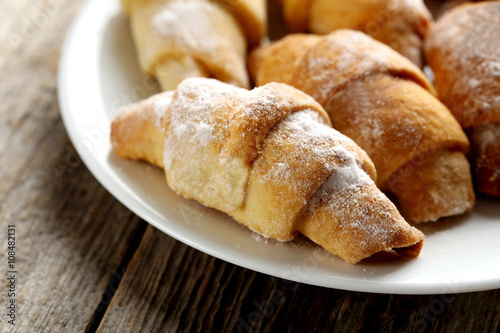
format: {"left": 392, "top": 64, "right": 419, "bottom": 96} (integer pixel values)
{"left": 0, "top": 0, "right": 498, "bottom": 333}
{"left": 0, "top": 0, "right": 146, "bottom": 332}
{"left": 96, "top": 227, "right": 500, "bottom": 333}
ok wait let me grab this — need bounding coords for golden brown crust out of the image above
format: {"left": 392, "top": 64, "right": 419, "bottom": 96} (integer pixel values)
{"left": 111, "top": 91, "right": 173, "bottom": 168}
{"left": 425, "top": 2, "right": 500, "bottom": 198}
{"left": 110, "top": 78, "right": 425, "bottom": 263}
{"left": 249, "top": 30, "right": 474, "bottom": 222}
{"left": 281, "top": 0, "right": 433, "bottom": 67}
{"left": 229, "top": 109, "right": 376, "bottom": 242}
{"left": 424, "top": 2, "right": 500, "bottom": 128}
{"left": 222, "top": 83, "right": 332, "bottom": 163}
{"left": 249, "top": 31, "right": 435, "bottom": 107}
{"left": 296, "top": 181, "right": 424, "bottom": 263}
{"left": 248, "top": 34, "right": 322, "bottom": 86}
{"left": 387, "top": 149, "right": 475, "bottom": 222}
{"left": 327, "top": 74, "right": 469, "bottom": 189}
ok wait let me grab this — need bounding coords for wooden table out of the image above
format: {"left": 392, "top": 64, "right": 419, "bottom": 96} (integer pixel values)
{"left": 0, "top": 0, "right": 499, "bottom": 332}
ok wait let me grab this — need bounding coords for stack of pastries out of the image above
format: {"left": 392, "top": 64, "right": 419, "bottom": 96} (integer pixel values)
{"left": 110, "top": 0, "right": 499, "bottom": 263}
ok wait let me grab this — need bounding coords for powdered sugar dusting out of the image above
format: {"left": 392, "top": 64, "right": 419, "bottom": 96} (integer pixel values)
{"left": 145, "top": 78, "right": 422, "bottom": 260}
{"left": 151, "top": 0, "right": 220, "bottom": 53}
{"left": 425, "top": 3, "right": 500, "bottom": 127}
{"left": 282, "top": 111, "right": 419, "bottom": 258}
{"left": 284, "top": 108, "right": 330, "bottom": 134}
{"left": 319, "top": 149, "right": 372, "bottom": 193}
{"left": 296, "top": 30, "right": 424, "bottom": 106}
{"left": 490, "top": 61, "right": 500, "bottom": 73}
{"left": 475, "top": 123, "right": 500, "bottom": 152}
{"left": 162, "top": 78, "right": 249, "bottom": 212}
{"left": 244, "top": 108, "right": 378, "bottom": 242}
{"left": 164, "top": 78, "right": 245, "bottom": 168}
{"left": 268, "top": 110, "right": 373, "bottom": 193}
{"left": 173, "top": 122, "right": 212, "bottom": 145}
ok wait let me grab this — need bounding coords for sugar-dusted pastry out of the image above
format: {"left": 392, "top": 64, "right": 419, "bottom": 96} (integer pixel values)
{"left": 425, "top": 2, "right": 500, "bottom": 197}
{"left": 249, "top": 30, "right": 475, "bottom": 222}
{"left": 111, "top": 78, "right": 425, "bottom": 264}
{"left": 120, "top": 0, "right": 266, "bottom": 90}
{"left": 439, "top": 0, "right": 500, "bottom": 11}
{"left": 278, "top": 0, "right": 432, "bottom": 67}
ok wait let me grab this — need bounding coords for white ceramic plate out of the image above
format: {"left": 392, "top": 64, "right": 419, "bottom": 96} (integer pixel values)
{"left": 58, "top": 0, "right": 500, "bottom": 294}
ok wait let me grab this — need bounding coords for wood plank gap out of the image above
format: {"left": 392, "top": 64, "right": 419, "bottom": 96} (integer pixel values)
{"left": 84, "top": 219, "right": 149, "bottom": 333}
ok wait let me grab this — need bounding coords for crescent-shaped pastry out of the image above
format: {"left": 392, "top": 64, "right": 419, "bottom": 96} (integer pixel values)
{"left": 111, "top": 78, "right": 425, "bottom": 263}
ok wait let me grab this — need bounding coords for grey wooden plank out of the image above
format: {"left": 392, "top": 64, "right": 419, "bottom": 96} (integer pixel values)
{"left": 96, "top": 224, "right": 500, "bottom": 333}
{"left": 0, "top": 0, "right": 146, "bottom": 331}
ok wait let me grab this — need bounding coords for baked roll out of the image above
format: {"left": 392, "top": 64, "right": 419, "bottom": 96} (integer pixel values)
{"left": 249, "top": 30, "right": 475, "bottom": 222}
{"left": 278, "top": 0, "right": 433, "bottom": 67}
{"left": 425, "top": 1, "right": 500, "bottom": 197}
{"left": 111, "top": 77, "right": 425, "bottom": 263}
{"left": 121, "top": 0, "right": 266, "bottom": 90}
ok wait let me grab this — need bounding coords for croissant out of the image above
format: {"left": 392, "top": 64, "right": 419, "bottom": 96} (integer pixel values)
{"left": 111, "top": 77, "right": 424, "bottom": 264}
{"left": 424, "top": 2, "right": 500, "bottom": 197}
{"left": 249, "top": 30, "right": 475, "bottom": 223}
{"left": 277, "top": 0, "right": 433, "bottom": 67}
{"left": 120, "top": 0, "right": 266, "bottom": 90}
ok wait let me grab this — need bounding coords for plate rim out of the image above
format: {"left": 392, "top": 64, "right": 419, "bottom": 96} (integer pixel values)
{"left": 57, "top": 0, "right": 500, "bottom": 295}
